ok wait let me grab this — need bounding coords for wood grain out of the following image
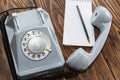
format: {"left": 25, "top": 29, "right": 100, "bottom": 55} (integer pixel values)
{"left": 0, "top": 0, "right": 120, "bottom": 80}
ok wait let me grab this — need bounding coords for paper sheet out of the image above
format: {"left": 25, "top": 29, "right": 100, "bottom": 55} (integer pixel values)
{"left": 63, "top": 0, "right": 95, "bottom": 46}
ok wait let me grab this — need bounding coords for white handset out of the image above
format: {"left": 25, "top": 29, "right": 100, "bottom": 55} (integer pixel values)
{"left": 66, "top": 6, "right": 112, "bottom": 71}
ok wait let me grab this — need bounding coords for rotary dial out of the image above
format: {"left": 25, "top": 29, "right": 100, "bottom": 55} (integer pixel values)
{"left": 21, "top": 30, "right": 52, "bottom": 60}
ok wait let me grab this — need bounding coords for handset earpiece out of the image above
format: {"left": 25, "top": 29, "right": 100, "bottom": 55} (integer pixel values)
{"left": 66, "top": 6, "right": 112, "bottom": 71}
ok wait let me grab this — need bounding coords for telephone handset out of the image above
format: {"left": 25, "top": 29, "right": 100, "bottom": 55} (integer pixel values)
{"left": 4, "top": 8, "right": 65, "bottom": 80}
{"left": 66, "top": 6, "right": 112, "bottom": 71}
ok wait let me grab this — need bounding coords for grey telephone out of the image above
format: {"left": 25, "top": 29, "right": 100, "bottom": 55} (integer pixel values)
{"left": 66, "top": 6, "right": 112, "bottom": 71}
{"left": 5, "top": 8, "right": 65, "bottom": 80}
{"left": 4, "top": 6, "right": 112, "bottom": 80}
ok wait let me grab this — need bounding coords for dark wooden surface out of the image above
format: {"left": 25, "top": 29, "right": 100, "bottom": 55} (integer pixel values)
{"left": 0, "top": 0, "right": 120, "bottom": 80}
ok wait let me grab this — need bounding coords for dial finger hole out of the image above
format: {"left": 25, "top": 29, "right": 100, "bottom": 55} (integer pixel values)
{"left": 24, "top": 48, "right": 27, "bottom": 52}
{"left": 28, "top": 53, "right": 31, "bottom": 55}
{"left": 32, "top": 54, "right": 35, "bottom": 58}
{"left": 42, "top": 52, "right": 45, "bottom": 56}
{"left": 38, "top": 55, "right": 40, "bottom": 58}
{"left": 38, "top": 31, "right": 41, "bottom": 35}
{"left": 23, "top": 43, "right": 26, "bottom": 46}
{"left": 27, "top": 33, "right": 30, "bottom": 37}
{"left": 24, "top": 38, "right": 27, "bottom": 41}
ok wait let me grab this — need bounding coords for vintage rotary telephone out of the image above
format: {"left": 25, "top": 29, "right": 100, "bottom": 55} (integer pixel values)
{"left": 1, "top": 8, "right": 65, "bottom": 80}
{"left": 0, "top": 6, "right": 112, "bottom": 80}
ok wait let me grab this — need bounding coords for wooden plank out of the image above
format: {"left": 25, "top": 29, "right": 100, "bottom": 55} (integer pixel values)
{"left": 0, "top": 38, "right": 12, "bottom": 80}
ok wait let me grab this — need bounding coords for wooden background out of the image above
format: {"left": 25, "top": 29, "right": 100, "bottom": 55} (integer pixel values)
{"left": 0, "top": 0, "right": 120, "bottom": 80}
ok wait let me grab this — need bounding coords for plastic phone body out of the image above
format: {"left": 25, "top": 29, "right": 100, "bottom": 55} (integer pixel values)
{"left": 4, "top": 8, "right": 65, "bottom": 80}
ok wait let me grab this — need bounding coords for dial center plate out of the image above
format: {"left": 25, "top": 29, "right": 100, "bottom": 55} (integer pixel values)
{"left": 28, "top": 37, "right": 46, "bottom": 54}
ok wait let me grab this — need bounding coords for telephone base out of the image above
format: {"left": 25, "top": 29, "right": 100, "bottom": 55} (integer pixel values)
{"left": 3, "top": 8, "right": 65, "bottom": 80}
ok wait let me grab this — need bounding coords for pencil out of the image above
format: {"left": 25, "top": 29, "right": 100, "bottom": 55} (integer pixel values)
{"left": 76, "top": 5, "right": 90, "bottom": 43}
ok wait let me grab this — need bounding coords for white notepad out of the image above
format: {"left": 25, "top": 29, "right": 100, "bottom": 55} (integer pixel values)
{"left": 63, "top": 0, "right": 95, "bottom": 46}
